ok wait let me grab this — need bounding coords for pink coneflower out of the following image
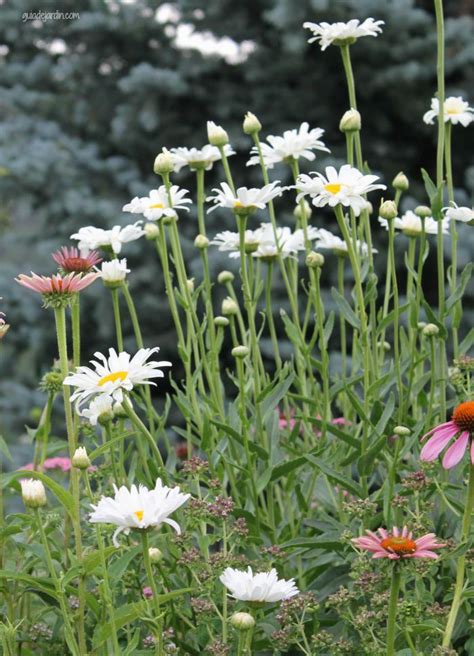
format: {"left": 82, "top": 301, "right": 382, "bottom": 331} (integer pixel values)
{"left": 16, "top": 272, "right": 98, "bottom": 295}
{"left": 52, "top": 246, "right": 102, "bottom": 273}
{"left": 353, "top": 526, "right": 445, "bottom": 560}
{"left": 21, "top": 457, "right": 96, "bottom": 473}
{"left": 420, "top": 401, "right": 474, "bottom": 469}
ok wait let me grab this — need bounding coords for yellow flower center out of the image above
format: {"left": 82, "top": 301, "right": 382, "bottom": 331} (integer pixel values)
{"left": 324, "top": 183, "right": 342, "bottom": 194}
{"left": 380, "top": 536, "right": 417, "bottom": 555}
{"left": 98, "top": 371, "right": 128, "bottom": 386}
{"left": 134, "top": 510, "right": 144, "bottom": 522}
{"left": 446, "top": 108, "right": 460, "bottom": 115}
{"left": 233, "top": 200, "right": 244, "bottom": 208}
{"left": 149, "top": 202, "right": 164, "bottom": 209}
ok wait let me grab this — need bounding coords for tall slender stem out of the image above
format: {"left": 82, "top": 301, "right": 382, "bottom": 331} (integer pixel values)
{"left": 110, "top": 288, "right": 124, "bottom": 352}
{"left": 445, "top": 123, "right": 459, "bottom": 357}
{"left": 386, "top": 565, "right": 401, "bottom": 656}
{"left": 141, "top": 531, "right": 163, "bottom": 655}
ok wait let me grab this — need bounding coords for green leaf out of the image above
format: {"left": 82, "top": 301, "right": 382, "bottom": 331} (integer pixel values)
{"left": 210, "top": 420, "right": 268, "bottom": 460}
{"left": 2, "top": 470, "right": 76, "bottom": 520}
{"left": 0, "top": 570, "right": 58, "bottom": 602}
{"left": 270, "top": 457, "right": 307, "bottom": 482}
{"left": 446, "top": 263, "right": 472, "bottom": 312}
{"left": 305, "top": 455, "right": 364, "bottom": 498}
{"left": 331, "top": 287, "right": 360, "bottom": 330}
{"left": 259, "top": 370, "right": 295, "bottom": 420}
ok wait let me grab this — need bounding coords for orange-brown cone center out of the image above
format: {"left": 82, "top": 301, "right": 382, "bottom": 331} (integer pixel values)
{"left": 380, "top": 536, "right": 417, "bottom": 555}
{"left": 452, "top": 401, "right": 474, "bottom": 433}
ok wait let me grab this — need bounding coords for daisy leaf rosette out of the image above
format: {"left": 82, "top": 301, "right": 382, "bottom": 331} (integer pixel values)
{"left": 220, "top": 566, "right": 299, "bottom": 603}
{"left": 89, "top": 479, "right": 190, "bottom": 546}
{"left": 63, "top": 347, "right": 171, "bottom": 411}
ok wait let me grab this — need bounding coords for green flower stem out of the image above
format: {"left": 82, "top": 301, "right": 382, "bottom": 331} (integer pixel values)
{"left": 445, "top": 123, "right": 459, "bottom": 357}
{"left": 83, "top": 473, "right": 121, "bottom": 655}
{"left": 337, "top": 256, "right": 348, "bottom": 412}
{"left": 34, "top": 509, "right": 80, "bottom": 656}
{"left": 265, "top": 262, "right": 282, "bottom": 369}
{"left": 442, "top": 463, "right": 474, "bottom": 647}
{"left": 221, "top": 521, "right": 228, "bottom": 643}
{"left": 120, "top": 282, "right": 156, "bottom": 435}
{"left": 406, "top": 237, "right": 416, "bottom": 301}
{"left": 34, "top": 394, "right": 54, "bottom": 471}
{"left": 386, "top": 564, "right": 401, "bottom": 656}
{"left": 218, "top": 146, "right": 236, "bottom": 195}
{"left": 387, "top": 218, "right": 404, "bottom": 419}
{"left": 71, "top": 294, "right": 81, "bottom": 368}
{"left": 141, "top": 531, "right": 164, "bottom": 656}
{"left": 103, "top": 421, "right": 121, "bottom": 484}
{"left": 53, "top": 307, "right": 87, "bottom": 654}
{"left": 426, "top": 336, "right": 437, "bottom": 429}
{"left": 110, "top": 287, "right": 124, "bottom": 352}
{"left": 121, "top": 396, "right": 166, "bottom": 481}
{"left": 339, "top": 44, "right": 363, "bottom": 170}
{"left": 225, "top": 281, "right": 248, "bottom": 345}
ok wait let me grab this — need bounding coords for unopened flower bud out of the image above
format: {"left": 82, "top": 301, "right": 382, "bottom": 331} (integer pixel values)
{"left": 306, "top": 251, "right": 325, "bottom": 268}
{"left": 379, "top": 200, "right": 398, "bottom": 221}
{"left": 194, "top": 234, "right": 209, "bottom": 250}
{"left": 378, "top": 340, "right": 391, "bottom": 352}
{"left": 293, "top": 200, "right": 312, "bottom": 220}
{"left": 392, "top": 172, "right": 409, "bottom": 191}
{"left": 144, "top": 222, "right": 160, "bottom": 240}
{"left": 232, "top": 345, "right": 249, "bottom": 358}
{"left": 186, "top": 278, "right": 195, "bottom": 293}
{"left": 417, "top": 321, "right": 427, "bottom": 330}
{"left": 21, "top": 480, "right": 47, "bottom": 509}
{"left": 339, "top": 108, "right": 361, "bottom": 132}
{"left": 231, "top": 612, "right": 255, "bottom": 630}
{"left": 217, "top": 270, "right": 234, "bottom": 285}
{"left": 153, "top": 148, "right": 174, "bottom": 175}
{"left": 393, "top": 425, "right": 411, "bottom": 437}
{"left": 148, "top": 547, "right": 163, "bottom": 563}
{"left": 207, "top": 121, "right": 229, "bottom": 147}
{"left": 214, "top": 316, "right": 229, "bottom": 327}
{"left": 72, "top": 446, "right": 91, "bottom": 470}
{"left": 222, "top": 297, "right": 238, "bottom": 316}
{"left": 243, "top": 111, "right": 262, "bottom": 135}
{"left": 415, "top": 205, "right": 432, "bottom": 219}
{"left": 423, "top": 323, "right": 439, "bottom": 337}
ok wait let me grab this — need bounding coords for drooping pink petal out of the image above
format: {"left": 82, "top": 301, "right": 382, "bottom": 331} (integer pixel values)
{"left": 421, "top": 421, "right": 456, "bottom": 441}
{"left": 420, "top": 428, "right": 458, "bottom": 461}
{"left": 442, "top": 432, "right": 469, "bottom": 469}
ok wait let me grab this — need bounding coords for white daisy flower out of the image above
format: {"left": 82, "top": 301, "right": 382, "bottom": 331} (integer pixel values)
{"left": 80, "top": 394, "right": 114, "bottom": 426}
{"left": 247, "top": 122, "right": 329, "bottom": 169}
{"left": 71, "top": 222, "right": 145, "bottom": 255}
{"left": 303, "top": 18, "right": 384, "bottom": 51}
{"left": 63, "top": 347, "right": 172, "bottom": 410}
{"left": 220, "top": 566, "right": 299, "bottom": 603}
{"left": 169, "top": 145, "right": 235, "bottom": 172}
{"left": 378, "top": 210, "right": 450, "bottom": 236}
{"left": 296, "top": 165, "right": 385, "bottom": 216}
{"left": 210, "top": 228, "right": 264, "bottom": 258}
{"left": 315, "top": 228, "right": 376, "bottom": 256}
{"left": 89, "top": 479, "right": 190, "bottom": 546}
{"left": 122, "top": 186, "right": 192, "bottom": 221}
{"left": 444, "top": 203, "right": 474, "bottom": 225}
{"left": 207, "top": 182, "right": 285, "bottom": 214}
{"left": 423, "top": 96, "right": 474, "bottom": 127}
{"left": 253, "top": 223, "right": 319, "bottom": 260}
{"left": 98, "top": 258, "right": 130, "bottom": 284}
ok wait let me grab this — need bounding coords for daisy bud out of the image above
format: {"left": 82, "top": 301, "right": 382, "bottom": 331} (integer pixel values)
{"left": 378, "top": 340, "right": 391, "bottom": 352}
{"left": 148, "top": 547, "right": 163, "bottom": 563}
{"left": 100, "top": 259, "right": 130, "bottom": 287}
{"left": 214, "top": 316, "right": 229, "bottom": 327}
{"left": 422, "top": 323, "right": 439, "bottom": 337}
{"left": 306, "top": 251, "right": 325, "bottom": 268}
{"left": 153, "top": 149, "right": 174, "bottom": 176}
{"left": 194, "top": 234, "right": 209, "bottom": 250}
{"left": 243, "top": 111, "right": 262, "bottom": 135}
{"left": 232, "top": 345, "right": 249, "bottom": 358}
{"left": 394, "top": 425, "right": 411, "bottom": 437}
{"left": 392, "top": 172, "right": 409, "bottom": 191}
{"left": 222, "top": 297, "right": 238, "bottom": 316}
{"left": 217, "top": 270, "right": 234, "bottom": 284}
{"left": 364, "top": 201, "right": 373, "bottom": 214}
{"left": 144, "top": 222, "right": 160, "bottom": 240}
{"left": 231, "top": 612, "right": 255, "bottom": 631}
{"left": 415, "top": 205, "right": 432, "bottom": 219}
{"left": 207, "top": 121, "right": 229, "bottom": 147}
{"left": 72, "top": 446, "right": 91, "bottom": 470}
{"left": 21, "top": 479, "right": 47, "bottom": 509}
{"left": 186, "top": 278, "right": 195, "bottom": 293}
{"left": 379, "top": 200, "right": 398, "bottom": 221}
{"left": 339, "top": 108, "right": 361, "bottom": 133}
{"left": 39, "top": 370, "right": 63, "bottom": 394}
{"left": 417, "top": 321, "right": 427, "bottom": 330}
{"left": 293, "top": 200, "right": 312, "bottom": 220}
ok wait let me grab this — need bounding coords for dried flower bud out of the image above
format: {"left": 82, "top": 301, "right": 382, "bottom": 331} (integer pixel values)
{"left": 222, "top": 297, "right": 238, "bottom": 316}
{"left": 415, "top": 205, "right": 432, "bottom": 219}
{"left": 232, "top": 345, "right": 249, "bottom": 358}
{"left": 293, "top": 200, "right": 312, "bottom": 220}
{"left": 423, "top": 323, "right": 439, "bottom": 337}
{"left": 217, "top": 270, "right": 234, "bottom": 284}
{"left": 392, "top": 172, "right": 409, "bottom": 191}
{"left": 214, "top": 316, "right": 229, "bottom": 327}
{"left": 144, "top": 222, "right": 160, "bottom": 240}
{"left": 306, "top": 251, "right": 325, "bottom": 268}
{"left": 153, "top": 149, "right": 174, "bottom": 175}
{"left": 21, "top": 479, "right": 47, "bottom": 508}
{"left": 72, "top": 447, "right": 91, "bottom": 470}
{"left": 379, "top": 200, "right": 398, "bottom": 221}
{"left": 393, "top": 425, "right": 411, "bottom": 437}
{"left": 243, "top": 112, "right": 262, "bottom": 135}
{"left": 148, "top": 547, "right": 163, "bottom": 563}
{"left": 207, "top": 121, "right": 229, "bottom": 147}
{"left": 231, "top": 612, "right": 255, "bottom": 631}
{"left": 194, "top": 234, "right": 209, "bottom": 250}
{"left": 339, "top": 108, "right": 361, "bottom": 132}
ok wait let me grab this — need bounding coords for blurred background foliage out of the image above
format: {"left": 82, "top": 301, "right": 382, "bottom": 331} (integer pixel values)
{"left": 0, "top": 0, "right": 473, "bottom": 448}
